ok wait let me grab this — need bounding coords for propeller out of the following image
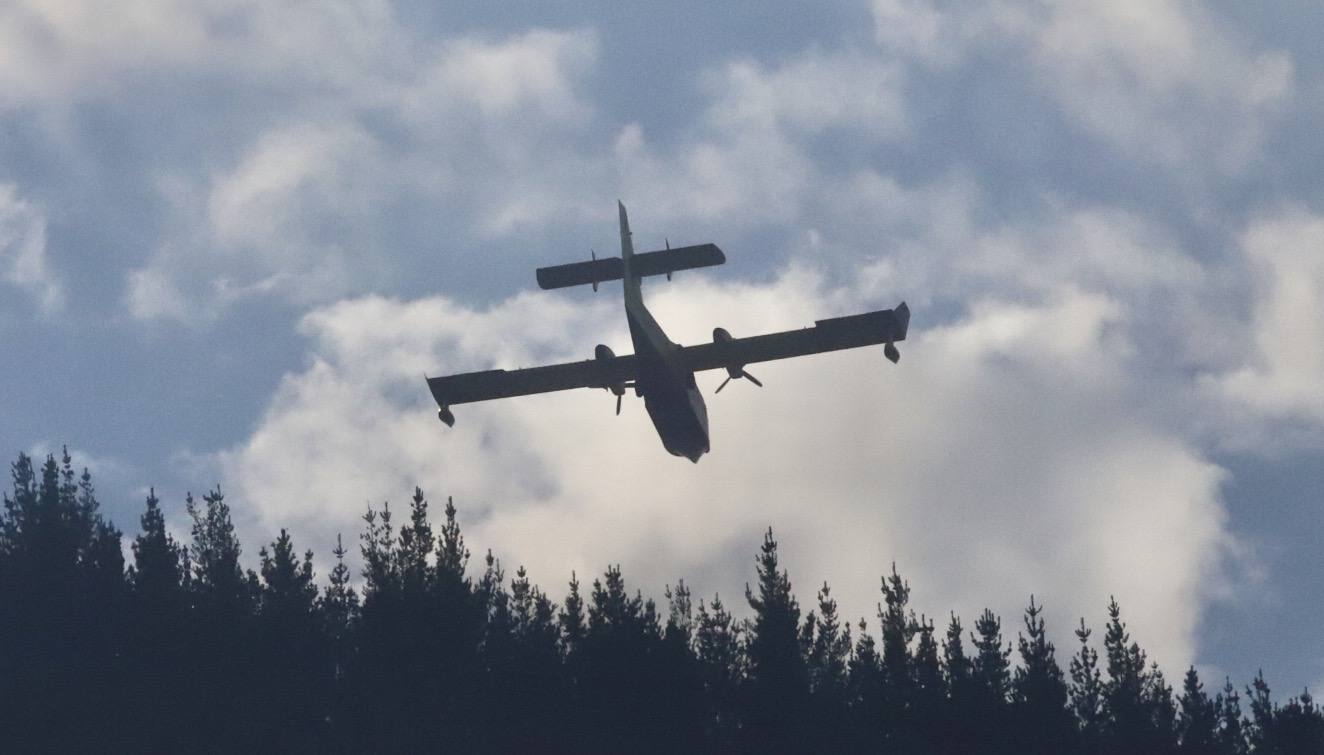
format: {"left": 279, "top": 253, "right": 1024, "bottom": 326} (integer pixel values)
{"left": 715, "top": 367, "right": 762, "bottom": 393}
{"left": 595, "top": 343, "right": 628, "bottom": 414}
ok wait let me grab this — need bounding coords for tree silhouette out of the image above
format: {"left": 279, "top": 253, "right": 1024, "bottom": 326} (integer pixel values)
{"left": 2, "top": 449, "right": 1322, "bottom": 752}
{"left": 744, "top": 527, "right": 809, "bottom": 749}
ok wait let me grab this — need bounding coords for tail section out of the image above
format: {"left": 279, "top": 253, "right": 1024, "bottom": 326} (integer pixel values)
{"left": 533, "top": 202, "right": 724, "bottom": 291}
{"left": 619, "top": 200, "right": 642, "bottom": 307}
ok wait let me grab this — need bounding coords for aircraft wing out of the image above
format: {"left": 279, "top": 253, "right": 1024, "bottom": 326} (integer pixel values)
{"left": 427, "top": 353, "right": 638, "bottom": 410}
{"left": 679, "top": 303, "right": 910, "bottom": 372}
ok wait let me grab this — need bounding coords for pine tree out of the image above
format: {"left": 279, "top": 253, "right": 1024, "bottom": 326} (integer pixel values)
{"left": 696, "top": 594, "right": 744, "bottom": 748}
{"left": 1102, "top": 597, "right": 1171, "bottom": 752}
{"left": 127, "top": 489, "right": 191, "bottom": 748}
{"left": 878, "top": 563, "right": 917, "bottom": 750}
{"left": 911, "top": 613, "right": 946, "bottom": 752}
{"left": 848, "top": 618, "right": 886, "bottom": 745}
{"left": 1070, "top": 618, "right": 1105, "bottom": 752}
{"left": 1178, "top": 666, "right": 1218, "bottom": 753}
{"left": 256, "top": 529, "right": 326, "bottom": 746}
{"left": 0, "top": 452, "right": 130, "bottom": 750}
{"left": 321, "top": 534, "right": 358, "bottom": 738}
{"left": 1012, "top": 596, "right": 1074, "bottom": 753}
{"left": 971, "top": 608, "right": 1013, "bottom": 751}
{"left": 1214, "top": 677, "right": 1248, "bottom": 755}
{"left": 941, "top": 613, "right": 977, "bottom": 752}
{"left": 186, "top": 486, "right": 261, "bottom": 749}
{"left": 806, "top": 582, "right": 852, "bottom": 745}
{"left": 743, "top": 527, "right": 809, "bottom": 749}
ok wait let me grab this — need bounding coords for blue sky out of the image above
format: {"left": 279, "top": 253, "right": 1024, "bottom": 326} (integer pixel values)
{"left": 3, "top": 0, "right": 1324, "bottom": 693}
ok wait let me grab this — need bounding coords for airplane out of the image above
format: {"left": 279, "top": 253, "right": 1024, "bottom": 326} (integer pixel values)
{"left": 426, "top": 202, "right": 909, "bottom": 462}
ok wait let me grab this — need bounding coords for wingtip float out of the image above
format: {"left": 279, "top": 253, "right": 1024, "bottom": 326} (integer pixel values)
{"left": 428, "top": 203, "right": 909, "bottom": 462}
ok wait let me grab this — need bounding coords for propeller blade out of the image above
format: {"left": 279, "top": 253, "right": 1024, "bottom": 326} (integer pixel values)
{"left": 615, "top": 393, "right": 622, "bottom": 415}
{"left": 742, "top": 370, "right": 763, "bottom": 387}
{"left": 715, "top": 376, "right": 732, "bottom": 393}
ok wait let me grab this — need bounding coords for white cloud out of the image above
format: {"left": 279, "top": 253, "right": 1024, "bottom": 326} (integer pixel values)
{"left": 124, "top": 24, "right": 601, "bottom": 321}
{"left": 871, "top": 0, "right": 1292, "bottom": 172}
{"left": 0, "top": 183, "right": 61, "bottom": 312}
{"left": 1205, "top": 209, "right": 1324, "bottom": 440}
{"left": 215, "top": 270, "right": 1236, "bottom": 674}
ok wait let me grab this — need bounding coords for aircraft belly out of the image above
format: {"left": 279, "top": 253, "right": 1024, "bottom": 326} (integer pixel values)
{"left": 644, "top": 388, "right": 710, "bottom": 462}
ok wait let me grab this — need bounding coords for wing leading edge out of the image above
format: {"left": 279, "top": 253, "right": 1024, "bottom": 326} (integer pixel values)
{"left": 427, "top": 302, "right": 908, "bottom": 425}
{"left": 427, "top": 353, "right": 638, "bottom": 412}
{"left": 680, "top": 303, "right": 910, "bottom": 373}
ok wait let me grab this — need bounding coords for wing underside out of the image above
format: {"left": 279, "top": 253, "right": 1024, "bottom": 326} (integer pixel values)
{"left": 680, "top": 304, "right": 909, "bottom": 372}
{"left": 426, "top": 302, "right": 908, "bottom": 415}
{"left": 427, "top": 354, "right": 638, "bottom": 407}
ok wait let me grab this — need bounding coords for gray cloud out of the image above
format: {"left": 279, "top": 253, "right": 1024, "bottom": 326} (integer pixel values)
{"left": 0, "top": 182, "right": 60, "bottom": 312}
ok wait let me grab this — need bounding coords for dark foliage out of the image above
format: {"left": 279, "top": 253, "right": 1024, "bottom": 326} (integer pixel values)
{"left": 0, "top": 451, "right": 1319, "bottom": 753}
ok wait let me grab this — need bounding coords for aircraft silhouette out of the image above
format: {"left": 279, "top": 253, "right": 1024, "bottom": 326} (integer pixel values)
{"left": 427, "top": 202, "right": 909, "bottom": 462}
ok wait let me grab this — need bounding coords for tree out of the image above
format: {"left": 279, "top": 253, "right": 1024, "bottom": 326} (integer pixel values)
{"left": 743, "top": 527, "right": 809, "bottom": 749}
{"left": 1101, "top": 597, "right": 1175, "bottom": 753}
{"left": 126, "top": 489, "right": 191, "bottom": 749}
{"left": 971, "top": 608, "right": 1013, "bottom": 751}
{"left": 878, "top": 563, "right": 918, "bottom": 750}
{"left": 1178, "top": 666, "right": 1218, "bottom": 754}
{"left": 806, "top": 582, "right": 852, "bottom": 745}
{"left": 696, "top": 593, "right": 744, "bottom": 748}
{"left": 941, "top": 613, "right": 978, "bottom": 752}
{"left": 1071, "top": 618, "right": 1105, "bottom": 753}
{"left": 186, "top": 487, "right": 261, "bottom": 749}
{"left": 255, "top": 529, "right": 327, "bottom": 747}
{"left": 0, "top": 452, "right": 128, "bottom": 751}
{"left": 1012, "top": 596, "right": 1074, "bottom": 753}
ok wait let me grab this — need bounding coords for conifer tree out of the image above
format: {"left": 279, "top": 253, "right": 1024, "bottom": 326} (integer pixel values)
{"left": 1178, "top": 666, "right": 1218, "bottom": 753}
{"left": 744, "top": 527, "right": 809, "bottom": 749}
{"left": 1102, "top": 597, "right": 1172, "bottom": 752}
{"left": 321, "top": 533, "right": 358, "bottom": 737}
{"left": 1215, "top": 677, "right": 1248, "bottom": 755}
{"left": 941, "top": 613, "right": 978, "bottom": 752}
{"left": 911, "top": 613, "right": 946, "bottom": 752}
{"left": 186, "top": 486, "right": 261, "bottom": 749}
{"left": 805, "top": 582, "right": 852, "bottom": 745}
{"left": 126, "top": 488, "right": 191, "bottom": 746}
{"left": 1012, "top": 596, "right": 1074, "bottom": 753}
{"left": 971, "top": 608, "right": 1013, "bottom": 750}
{"left": 256, "top": 529, "right": 326, "bottom": 746}
{"left": 1260, "top": 687, "right": 1324, "bottom": 753}
{"left": 694, "top": 593, "right": 744, "bottom": 747}
{"left": 845, "top": 618, "right": 881, "bottom": 741}
{"left": 877, "top": 563, "right": 918, "bottom": 750}
{"left": 1071, "top": 618, "right": 1105, "bottom": 752}
{"left": 322, "top": 533, "right": 359, "bottom": 671}
{"left": 560, "top": 570, "right": 587, "bottom": 657}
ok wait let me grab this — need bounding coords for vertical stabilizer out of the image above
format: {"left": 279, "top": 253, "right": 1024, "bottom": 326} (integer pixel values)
{"left": 618, "top": 200, "right": 642, "bottom": 307}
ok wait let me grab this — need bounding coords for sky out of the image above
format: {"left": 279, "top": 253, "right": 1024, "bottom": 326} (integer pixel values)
{"left": 3, "top": 0, "right": 1324, "bottom": 694}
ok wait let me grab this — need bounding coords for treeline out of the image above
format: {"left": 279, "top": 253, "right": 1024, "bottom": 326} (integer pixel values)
{"left": 2, "top": 450, "right": 1322, "bottom": 753}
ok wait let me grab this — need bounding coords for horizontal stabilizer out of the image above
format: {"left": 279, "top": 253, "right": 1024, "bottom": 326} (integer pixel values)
{"left": 537, "top": 243, "right": 725, "bottom": 290}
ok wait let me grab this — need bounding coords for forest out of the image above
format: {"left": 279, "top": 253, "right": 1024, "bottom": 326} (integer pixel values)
{"left": 2, "top": 449, "right": 1322, "bottom": 753}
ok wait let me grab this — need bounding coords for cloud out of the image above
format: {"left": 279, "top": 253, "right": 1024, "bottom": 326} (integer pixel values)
{"left": 215, "top": 267, "right": 1236, "bottom": 673}
{"left": 872, "top": 0, "right": 1292, "bottom": 172}
{"left": 0, "top": 183, "right": 61, "bottom": 312}
{"left": 1204, "top": 209, "right": 1324, "bottom": 445}
{"left": 122, "top": 23, "right": 600, "bottom": 321}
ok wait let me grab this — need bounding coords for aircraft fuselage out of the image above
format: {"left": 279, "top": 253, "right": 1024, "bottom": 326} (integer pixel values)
{"left": 619, "top": 203, "right": 710, "bottom": 462}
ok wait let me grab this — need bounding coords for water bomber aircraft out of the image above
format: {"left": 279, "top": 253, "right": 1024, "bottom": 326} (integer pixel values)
{"left": 427, "top": 202, "right": 909, "bottom": 462}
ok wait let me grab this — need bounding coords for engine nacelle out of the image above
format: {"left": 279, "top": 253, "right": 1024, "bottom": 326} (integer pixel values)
{"left": 595, "top": 344, "right": 625, "bottom": 396}
{"left": 713, "top": 327, "right": 732, "bottom": 343}
{"left": 438, "top": 405, "right": 456, "bottom": 427}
